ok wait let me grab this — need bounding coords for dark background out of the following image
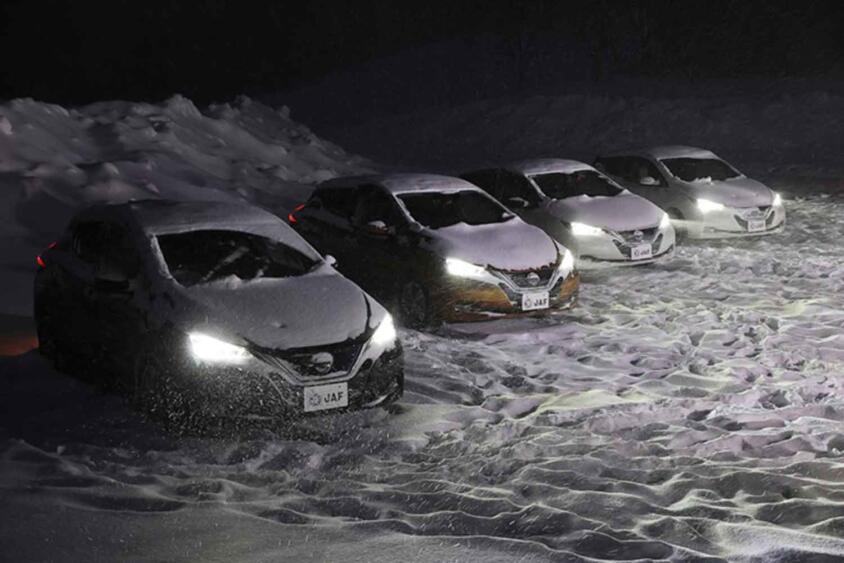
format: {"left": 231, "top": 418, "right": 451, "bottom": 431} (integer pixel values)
{"left": 2, "top": 1, "right": 843, "bottom": 119}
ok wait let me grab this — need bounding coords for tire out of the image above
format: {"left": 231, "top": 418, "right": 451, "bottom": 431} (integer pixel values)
{"left": 398, "top": 280, "right": 432, "bottom": 329}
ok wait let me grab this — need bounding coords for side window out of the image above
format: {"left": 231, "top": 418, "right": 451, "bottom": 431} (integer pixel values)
{"left": 72, "top": 221, "right": 140, "bottom": 278}
{"left": 500, "top": 172, "right": 541, "bottom": 206}
{"left": 352, "top": 185, "right": 402, "bottom": 228}
{"left": 316, "top": 188, "right": 357, "bottom": 221}
{"left": 628, "top": 157, "right": 667, "bottom": 187}
{"left": 595, "top": 157, "right": 629, "bottom": 180}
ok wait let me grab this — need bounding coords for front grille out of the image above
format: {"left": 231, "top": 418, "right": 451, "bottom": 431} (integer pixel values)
{"left": 252, "top": 340, "right": 364, "bottom": 380}
{"left": 734, "top": 206, "right": 774, "bottom": 230}
{"left": 494, "top": 265, "right": 555, "bottom": 288}
{"left": 616, "top": 226, "right": 659, "bottom": 245}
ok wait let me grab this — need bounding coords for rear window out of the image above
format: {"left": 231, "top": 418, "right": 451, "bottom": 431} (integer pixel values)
{"left": 661, "top": 158, "right": 740, "bottom": 182}
{"left": 530, "top": 170, "right": 622, "bottom": 199}
{"left": 157, "top": 230, "right": 318, "bottom": 286}
{"left": 398, "top": 190, "right": 513, "bottom": 229}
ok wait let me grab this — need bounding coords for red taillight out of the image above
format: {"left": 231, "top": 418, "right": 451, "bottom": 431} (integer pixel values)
{"left": 36, "top": 242, "right": 57, "bottom": 269}
{"left": 288, "top": 203, "right": 306, "bottom": 224}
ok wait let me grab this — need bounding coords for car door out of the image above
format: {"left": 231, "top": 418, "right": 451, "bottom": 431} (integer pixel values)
{"left": 596, "top": 156, "right": 673, "bottom": 210}
{"left": 297, "top": 187, "right": 359, "bottom": 267}
{"left": 349, "top": 184, "right": 409, "bottom": 302}
{"left": 91, "top": 223, "right": 146, "bottom": 371}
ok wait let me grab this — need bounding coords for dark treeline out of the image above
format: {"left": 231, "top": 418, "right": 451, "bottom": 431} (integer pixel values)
{"left": 2, "top": 0, "right": 843, "bottom": 104}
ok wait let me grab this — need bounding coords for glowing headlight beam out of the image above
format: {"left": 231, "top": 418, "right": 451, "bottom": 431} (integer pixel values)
{"left": 559, "top": 248, "right": 575, "bottom": 273}
{"left": 188, "top": 332, "right": 250, "bottom": 364}
{"left": 371, "top": 314, "right": 397, "bottom": 346}
{"left": 697, "top": 198, "right": 725, "bottom": 213}
{"left": 659, "top": 212, "right": 672, "bottom": 230}
{"left": 445, "top": 257, "right": 486, "bottom": 278}
{"left": 772, "top": 192, "right": 782, "bottom": 207}
{"left": 570, "top": 222, "right": 604, "bottom": 237}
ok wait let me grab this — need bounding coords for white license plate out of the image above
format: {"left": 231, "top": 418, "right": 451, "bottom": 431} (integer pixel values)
{"left": 521, "top": 291, "right": 549, "bottom": 311}
{"left": 631, "top": 244, "right": 653, "bottom": 260}
{"left": 747, "top": 219, "right": 766, "bottom": 232}
{"left": 303, "top": 382, "right": 348, "bottom": 412}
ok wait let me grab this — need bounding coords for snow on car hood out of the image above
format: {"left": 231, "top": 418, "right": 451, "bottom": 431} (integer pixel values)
{"left": 545, "top": 191, "right": 664, "bottom": 231}
{"left": 178, "top": 269, "right": 378, "bottom": 349}
{"left": 427, "top": 219, "right": 558, "bottom": 270}
{"left": 683, "top": 176, "right": 775, "bottom": 207}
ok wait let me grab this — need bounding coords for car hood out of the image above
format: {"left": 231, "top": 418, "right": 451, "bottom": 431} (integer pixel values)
{"left": 426, "top": 219, "right": 559, "bottom": 270}
{"left": 683, "top": 176, "right": 774, "bottom": 207}
{"left": 545, "top": 191, "right": 664, "bottom": 231}
{"left": 178, "top": 269, "right": 379, "bottom": 350}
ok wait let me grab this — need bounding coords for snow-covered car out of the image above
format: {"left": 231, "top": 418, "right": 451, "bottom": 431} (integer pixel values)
{"left": 594, "top": 146, "right": 786, "bottom": 238}
{"left": 33, "top": 200, "right": 403, "bottom": 420}
{"left": 462, "top": 160, "right": 675, "bottom": 267}
{"left": 288, "top": 174, "right": 579, "bottom": 326}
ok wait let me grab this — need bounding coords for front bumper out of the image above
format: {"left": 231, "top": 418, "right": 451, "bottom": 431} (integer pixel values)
{"left": 574, "top": 225, "right": 676, "bottom": 268}
{"left": 685, "top": 205, "right": 786, "bottom": 239}
{"left": 176, "top": 342, "right": 403, "bottom": 419}
{"left": 432, "top": 272, "right": 580, "bottom": 322}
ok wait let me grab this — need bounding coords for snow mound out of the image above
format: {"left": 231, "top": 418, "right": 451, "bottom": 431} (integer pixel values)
{"left": 0, "top": 96, "right": 372, "bottom": 315}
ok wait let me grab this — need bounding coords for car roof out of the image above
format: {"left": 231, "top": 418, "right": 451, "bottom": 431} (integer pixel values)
{"left": 70, "top": 200, "right": 319, "bottom": 258}
{"left": 600, "top": 145, "right": 720, "bottom": 161}
{"left": 319, "top": 173, "right": 483, "bottom": 195}
{"left": 504, "top": 158, "right": 595, "bottom": 176}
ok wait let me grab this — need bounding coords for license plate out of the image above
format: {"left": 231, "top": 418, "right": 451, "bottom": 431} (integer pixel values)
{"left": 631, "top": 244, "right": 653, "bottom": 260}
{"left": 521, "top": 291, "right": 549, "bottom": 311}
{"left": 747, "top": 219, "right": 766, "bottom": 232}
{"left": 303, "top": 382, "right": 348, "bottom": 412}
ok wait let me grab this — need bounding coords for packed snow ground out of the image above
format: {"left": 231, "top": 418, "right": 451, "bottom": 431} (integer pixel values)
{"left": 3, "top": 94, "right": 844, "bottom": 561}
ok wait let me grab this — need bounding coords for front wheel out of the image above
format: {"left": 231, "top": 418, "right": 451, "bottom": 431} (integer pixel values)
{"left": 398, "top": 280, "right": 433, "bottom": 329}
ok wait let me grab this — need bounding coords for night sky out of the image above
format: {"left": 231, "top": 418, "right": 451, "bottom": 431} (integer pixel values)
{"left": 2, "top": 1, "right": 843, "bottom": 110}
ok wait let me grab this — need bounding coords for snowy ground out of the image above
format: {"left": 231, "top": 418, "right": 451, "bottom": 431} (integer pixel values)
{"left": 3, "top": 94, "right": 844, "bottom": 561}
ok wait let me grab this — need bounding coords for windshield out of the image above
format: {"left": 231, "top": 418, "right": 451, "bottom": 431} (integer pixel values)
{"left": 661, "top": 157, "right": 741, "bottom": 182}
{"left": 529, "top": 170, "right": 622, "bottom": 199}
{"left": 398, "top": 190, "right": 513, "bottom": 229}
{"left": 157, "top": 229, "right": 318, "bottom": 286}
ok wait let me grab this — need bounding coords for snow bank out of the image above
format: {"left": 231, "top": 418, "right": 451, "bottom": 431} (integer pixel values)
{"left": 0, "top": 96, "right": 371, "bottom": 315}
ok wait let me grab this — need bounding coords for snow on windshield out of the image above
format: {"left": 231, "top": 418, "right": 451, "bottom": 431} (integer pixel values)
{"left": 398, "top": 190, "right": 512, "bottom": 229}
{"left": 661, "top": 157, "right": 741, "bottom": 182}
{"left": 530, "top": 170, "right": 622, "bottom": 199}
{"left": 157, "top": 230, "right": 318, "bottom": 286}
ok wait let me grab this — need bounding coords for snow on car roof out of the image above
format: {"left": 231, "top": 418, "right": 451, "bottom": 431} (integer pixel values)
{"left": 76, "top": 200, "right": 320, "bottom": 257}
{"left": 507, "top": 158, "right": 594, "bottom": 176}
{"left": 321, "top": 173, "right": 482, "bottom": 195}
{"left": 603, "top": 145, "right": 720, "bottom": 161}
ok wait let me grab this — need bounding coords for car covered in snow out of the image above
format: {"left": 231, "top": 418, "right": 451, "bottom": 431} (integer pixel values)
{"left": 288, "top": 174, "right": 579, "bottom": 326}
{"left": 594, "top": 146, "right": 786, "bottom": 238}
{"left": 33, "top": 200, "right": 403, "bottom": 421}
{"left": 461, "top": 160, "right": 675, "bottom": 267}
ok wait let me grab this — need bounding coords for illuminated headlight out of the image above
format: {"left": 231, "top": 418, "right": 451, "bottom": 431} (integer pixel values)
{"left": 188, "top": 332, "right": 250, "bottom": 364}
{"left": 772, "top": 192, "right": 782, "bottom": 207}
{"left": 445, "top": 257, "right": 486, "bottom": 278}
{"left": 659, "top": 212, "right": 671, "bottom": 230}
{"left": 558, "top": 248, "right": 575, "bottom": 274}
{"left": 371, "top": 314, "right": 397, "bottom": 346}
{"left": 570, "top": 222, "right": 604, "bottom": 237}
{"left": 697, "top": 198, "right": 725, "bottom": 213}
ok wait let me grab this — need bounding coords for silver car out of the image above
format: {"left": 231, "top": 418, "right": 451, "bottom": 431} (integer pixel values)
{"left": 461, "top": 160, "right": 675, "bottom": 267}
{"left": 595, "top": 146, "right": 786, "bottom": 238}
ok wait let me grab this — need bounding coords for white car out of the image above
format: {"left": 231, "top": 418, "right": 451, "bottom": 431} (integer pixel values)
{"left": 461, "top": 160, "right": 675, "bottom": 267}
{"left": 33, "top": 200, "right": 403, "bottom": 422}
{"left": 595, "top": 146, "right": 786, "bottom": 238}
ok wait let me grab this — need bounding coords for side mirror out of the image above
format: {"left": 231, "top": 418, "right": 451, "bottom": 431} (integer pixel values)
{"left": 639, "top": 176, "right": 659, "bottom": 186}
{"left": 365, "top": 220, "right": 392, "bottom": 236}
{"left": 506, "top": 196, "right": 529, "bottom": 209}
{"left": 94, "top": 257, "right": 134, "bottom": 293}
{"left": 407, "top": 222, "right": 423, "bottom": 234}
{"left": 324, "top": 254, "right": 337, "bottom": 267}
